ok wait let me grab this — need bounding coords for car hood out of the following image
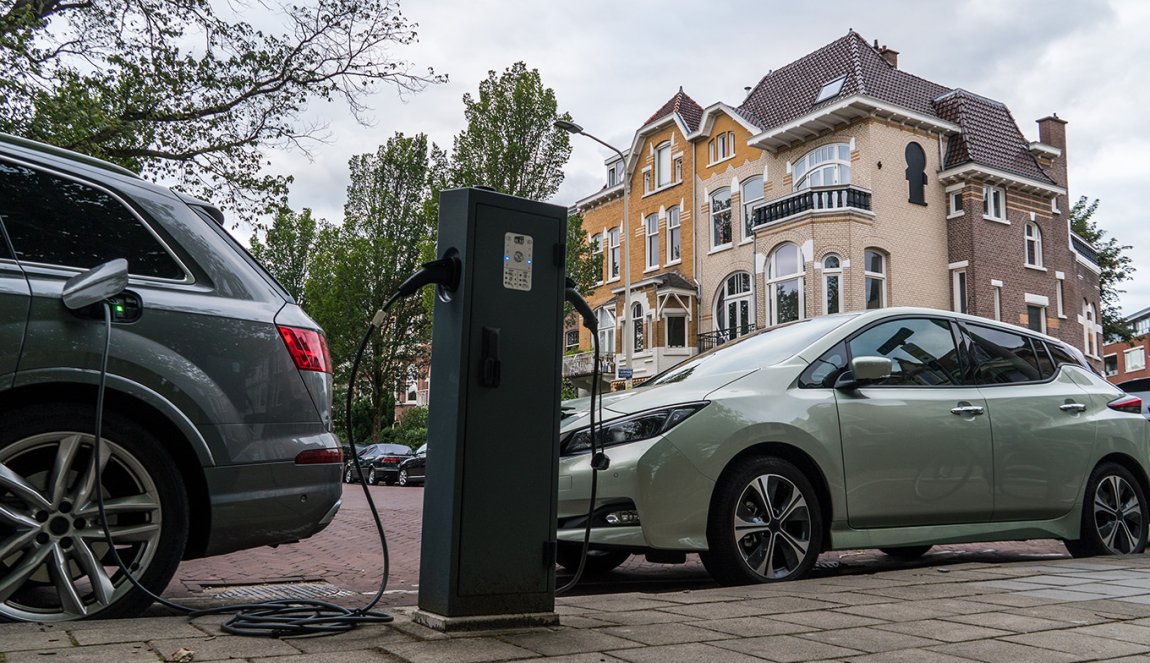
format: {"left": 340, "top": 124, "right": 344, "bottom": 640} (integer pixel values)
{"left": 560, "top": 369, "right": 756, "bottom": 432}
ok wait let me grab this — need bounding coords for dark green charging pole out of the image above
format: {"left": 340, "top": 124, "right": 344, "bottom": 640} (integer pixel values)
{"left": 414, "top": 188, "right": 566, "bottom": 630}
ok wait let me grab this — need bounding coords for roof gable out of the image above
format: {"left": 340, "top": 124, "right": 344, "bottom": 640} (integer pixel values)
{"left": 644, "top": 86, "right": 704, "bottom": 133}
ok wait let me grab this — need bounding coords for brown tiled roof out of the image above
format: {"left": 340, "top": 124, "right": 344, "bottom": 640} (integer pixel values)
{"left": 656, "top": 272, "right": 696, "bottom": 293}
{"left": 644, "top": 86, "right": 704, "bottom": 132}
{"left": 737, "top": 30, "right": 1055, "bottom": 186}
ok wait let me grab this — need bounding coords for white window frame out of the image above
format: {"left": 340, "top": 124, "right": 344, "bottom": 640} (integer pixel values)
{"left": 664, "top": 313, "right": 687, "bottom": 348}
{"left": 608, "top": 227, "right": 621, "bottom": 281}
{"left": 1084, "top": 302, "right": 1100, "bottom": 358}
{"left": 768, "top": 243, "right": 805, "bottom": 326}
{"left": 1027, "top": 304, "right": 1047, "bottom": 334}
{"left": 983, "top": 184, "right": 1006, "bottom": 222}
{"left": 793, "top": 143, "right": 852, "bottom": 191}
{"left": 952, "top": 268, "right": 967, "bottom": 314}
{"left": 716, "top": 272, "right": 755, "bottom": 338}
{"left": 710, "top": 187, "right": 733, "bottom": 249}
{"left": 590, "top": 232, "right": 604, "bottom": 285}
{"left": 565, "top": 329, "right": 580, "bottom": 351}
{"left": 822, "top": 254, "right": 842, "bottom": 315}
{"left": 1125, "top": 346, "right": 1146, "bottom": 372}
{"left": 864, "top": 249, "right": 887, "bottom": 310}
{"left": 596, "top": 305, "right": 616, "bottom": 355}
{"left": 1025, "top": 222, "right": 1043, "bottom": 268}
{"left": 993, "top": 285, "right": 1002, "bottom": 321}
{"left": 1104, "top": 353, "right": 1119, "bottom": 377}
{"left": 644, "top": 213, "right": 659, "bottom": 270}
{"left": 666, "top": 205, "right": 681, "bottom": 265}
{"left": 947, "top": 190, "right": 964, "bottom": 218}
{"left": 741, "top": 175, "right": 764, "bottom": 241}
{"left": 709, "top": 131, "right": 736, "bottom": 164}
{"left": 631, "top": 301, "right": 648, "bottom": 354}
{"left": 655, "top": 142, "right": 672, "bottom": 188}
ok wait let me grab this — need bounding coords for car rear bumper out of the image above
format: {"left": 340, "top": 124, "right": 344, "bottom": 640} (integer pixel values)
{"left": 199, "top": 460, "right": 342, "bottom": 557}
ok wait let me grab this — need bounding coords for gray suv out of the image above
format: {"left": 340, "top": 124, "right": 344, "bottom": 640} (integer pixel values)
{"left": 0, "top": 134, "right": 342, "bottom": 621}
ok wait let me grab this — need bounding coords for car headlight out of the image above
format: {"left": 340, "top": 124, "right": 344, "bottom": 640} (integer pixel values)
{"left": 561, "top": 402, "right": 708, "bottom": 456}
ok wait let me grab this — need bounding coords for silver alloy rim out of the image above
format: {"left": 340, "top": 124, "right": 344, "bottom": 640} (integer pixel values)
{"left": 0, "top": 432, "right": 162, "bottom": 621}
{"left": 733, "top": 473, "right": 812, "bottom": 579}
{"left": 399, "top": 470, "right": 407, "bottom": 486}
{"left": 1094, "top": 474, "right": 1143, "bottom": 554}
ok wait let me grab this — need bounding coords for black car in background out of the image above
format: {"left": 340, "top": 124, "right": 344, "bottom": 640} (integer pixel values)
{"left": 343, "top": 443, "right": 412, "bottom": 485}
{"left": 1119, "top": 377, "right": 1150, "bottom": 420}
{"left": 398, "top": 444, "right": 427, "bottom": 486}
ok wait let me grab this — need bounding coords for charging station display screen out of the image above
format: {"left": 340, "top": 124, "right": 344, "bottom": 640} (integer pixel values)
{"left": 502, "top": 232, "right": 533, "bottom": 291}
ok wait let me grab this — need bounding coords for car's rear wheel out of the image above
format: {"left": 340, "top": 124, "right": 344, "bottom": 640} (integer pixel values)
{"left": 0, "top": 404, "right": 188, "bottom": 621}
{"left": 398, "top": 469, "right": 409, "bottom": 487}
{"left": 555, "top": 543, "right": 630, "bottom": 574}
{"left": 701, "top": 456, "right": 823, "bottom": 585}
{"left": 879, "top": 545, "right": 933, "bottom": 560}
{"left": 343, "top": 467, "right": 354, "bottom": 484}
{"left": 366, "top": 468, "right": 377, "bottom": 486}
{"left": 1065, "top": 462, "right": 1147, "bottom": 558}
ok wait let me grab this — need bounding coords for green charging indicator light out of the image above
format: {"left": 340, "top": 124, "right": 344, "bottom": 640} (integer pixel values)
{"left": 114, "top": 304, "right": 125, "bottom": 313}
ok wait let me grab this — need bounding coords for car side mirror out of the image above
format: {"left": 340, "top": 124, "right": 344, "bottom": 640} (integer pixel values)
{"left": 62, "top": 259, "right": 129, "bottom": 310}
{"left": 834, "top": 356, "right": 893, "bottom": 391}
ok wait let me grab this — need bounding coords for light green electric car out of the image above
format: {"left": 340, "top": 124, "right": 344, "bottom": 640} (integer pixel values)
{"left": 556, "top": 308, "right": 1149, "bottom": 584}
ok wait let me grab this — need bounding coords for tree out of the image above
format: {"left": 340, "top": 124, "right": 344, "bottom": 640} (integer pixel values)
{"left": 305, "top": 132, "right": 445, "bottom": 441}
{"left": 250, "top": 207, "right": 319, "bottom": 307}
{"left": 0, "top": 0, "right": 444, "bottom": 223}
{"left": 1070, "top": 196, "right": 1137, "bottom": 341}
{"left": 450, "top": 62, "right": 572, "bottom": 200}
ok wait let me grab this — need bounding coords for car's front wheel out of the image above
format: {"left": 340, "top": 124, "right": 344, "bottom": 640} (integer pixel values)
{"left": 343, "top": 467, "right": 354, "bottom": 484}
{"left": 1065, "top": 462, "right": 1147, "bottom": 558}
{"left": 701, "top": 456, "right": 823, "bottom": 585}
{"left": 366, "top": 468, "right": 377, "bottom": 486}
{"left": 0, "top": 404, "right": 189, "bottom": 621}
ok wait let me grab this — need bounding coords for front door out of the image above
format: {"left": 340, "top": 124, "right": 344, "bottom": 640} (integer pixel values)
{"left": 836, "top": 317, "right": 994, "bottom": 528}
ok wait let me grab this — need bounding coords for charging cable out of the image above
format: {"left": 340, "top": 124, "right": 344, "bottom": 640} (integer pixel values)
{"left": 86, "top": 255, "right": 460, "bottom": 637}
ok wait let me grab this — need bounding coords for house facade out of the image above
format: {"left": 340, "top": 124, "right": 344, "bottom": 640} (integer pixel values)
{"left": 1103, "top": 308, "right": 1150, "bottom": 384}
{"left": 564, "top": 31, "right": 1102, "bottom": 388}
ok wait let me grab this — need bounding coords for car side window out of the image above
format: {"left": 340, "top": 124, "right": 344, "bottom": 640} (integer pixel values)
{"left": 965, "top": 324, "right": 1044, "bottom": 384}
{"left": 0, "top": 159, "right": 184, "bottom": 279}
{"left": 799, "top": 341, "right": 848, "bottom": 388}
{"left": 847, "top": 318, "right": 962, "bottom": 386}
{"left": 1048, "top": 341, "right": 1083, "bottom": 368}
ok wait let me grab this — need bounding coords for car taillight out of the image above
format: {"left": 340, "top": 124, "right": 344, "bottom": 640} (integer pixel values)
{"left": 278, "top": 326, "right": 332, "bottom": 373}
{"left": 295, "top": 448, "right": 343, "bottom": 464}
{"left": 382, "top": 457, "right": 398, "bottom": 463}
{"left": 1108, "top": 395, "right": 1144, "bottom": 415}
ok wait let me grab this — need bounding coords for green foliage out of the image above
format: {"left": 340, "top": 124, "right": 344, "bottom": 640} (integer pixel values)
{"left": 305, "top": 132, "right": 444, "bottom": 440}
{"left": 564, "top": 213, "right": 598, "bottom": 330}
{"left": 1070, "top": 196, "right": 1137, "bottom": 341}
{"left": 450, "top": 62, "right": 572, "bottom": 200}
{"left": 0, "top": 0, "right": 445, "bottom": 224}
{"left": 250, "top": 207, "right": 319, "bottom": 306}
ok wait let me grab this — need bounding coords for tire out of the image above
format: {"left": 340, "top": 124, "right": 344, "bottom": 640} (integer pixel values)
{"left": 0, "top": 404, "right": 189, "bottom": 621}
{"left": 398, "top": 470, "right": 409, "bottom": 487}
{"left": 700, "top": 456, "right": 823, "bottom": 585}
{"left": 343, "top": 467, "right": 354, "bottom": 484}
{"left": 555, "top": 543, "right": 630, "bottom": 574}
{"left": 366, "top": 468, "right": 377, "bottom": 486}
{"left": 879, "top": 545, "right": 933, "bottom": 560}
{"left": 1065, "top": 462, "right": 1148, "bottom": 558}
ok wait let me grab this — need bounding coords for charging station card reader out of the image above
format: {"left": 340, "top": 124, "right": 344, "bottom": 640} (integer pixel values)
{"left": 416, "top": 188, "right": 566, "bottom": 628}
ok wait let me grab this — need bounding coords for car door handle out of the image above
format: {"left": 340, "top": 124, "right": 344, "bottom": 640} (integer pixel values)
{"left": 950, "top": 405, "right": 985, "bottom": 416}
{"left": 1059, "top": 402, "right": 1087, "bottom": 413}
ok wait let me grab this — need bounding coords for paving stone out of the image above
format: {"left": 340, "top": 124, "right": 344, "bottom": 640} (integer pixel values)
{"left": 930, "top": 638, "right": 1086, "bottom": 663}
{"left": 561, "top": 596, "right": 683, "bottom": 613}
{"left": 1013, "top": 574, "right": 1101, "bottom": 587}
{"left": 941, "top": 611, "right": 1075, "bottom": 633}
{"left": 800, "top": 625, "right": 939, "bottom": 652}
{"left": 1013, "top": 604, "right": 1120, "bottom": 625}
{"left": 516, "top": 655, "right": 630, "bottom": 663}
{"left": 384, "top": 636, "right": 538, "bottom": 663}
{"left": 586, "top": 610, "right": 689, "bottom": 626}
{"left": 250, "top": 652, "right": 399, "bottom": 663}
{"left": 1074, "top": 622, "right": 1150, "bottom": 646}
{"left": 1012, "top": 588, "right": 1114, "bottom": 602}
{"left": 1056, "top": 570, "right": 1150, "bottom": 582}
{"left": 770, "top": 609, "right": 886, "bottom": 629}
{"left": 1057, "top": 582, "right": 1150, "bottom": 597}
{"left": 0, "top": 627, "right": 74, "bottom": 652}
{"left": 1104, "top": 657, "right": 1150, "bottom": 663}
{"left": 1004, "top": 630, "right": 1150, "bottom": 659}
{"left": 964, "top": 592, "right": 1065, "bottom": 608}
{"left": 841, "top": 649, "right": 981, "bottom": 663}
{"left": 835, "top": 601, "right": 956, "bottom": 623}
{"left": 609, "top": 642, "right": 763, "bottom": 663}
{"left": 896, "top": 598, "right": 1005, "bottom": 615}
{"left": 658, "top": 601, "right": 771, "bottom": 620}
{"left": 499, "top": 629, "right": 642, "bottom": 656}
{"left": 865, "top": 583, "right": 989, "bottom": 601}
{"left": 815, "top": 591, "right": 900, "bottom": 606}
{"left": 1073, "top": 599, "right": 1150, "bottom": 618}
{"left": 71, "top": 619, "right": 206, "bottom": 645}
{"left": 149, "top": 635, "right": 302, "bottom": 661}
{"left": 5, "top": 642, "right": 162, "bottom": 663}
{"left": 560, "top": 615, "right": 619, "bottom": 629}
{"left": 711, "top": 634, "right": 863, "bottom": 662}
{"left": 739, "top": 595, "right": 845, "bottom": 613}
{"left": 973, "top": 580, "right": 1055, "bottom": 591}
{"left": 875, "top": 618, "right": 1012, "bottom": 642}
{"left": 284, "top": 625, "right": 415, "bottom": 654}
{"left": 599, "top": 623, "right": 730, "bottom": 646}
{"left": 693, "top": 616, "right": 812, "bottom": 637}
{"left": 640, "top": 590, "right": 757, "bottom": 604}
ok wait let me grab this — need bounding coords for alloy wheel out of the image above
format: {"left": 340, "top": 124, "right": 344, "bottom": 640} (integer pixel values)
{"left": 0, "top": 432, "right": 163, "bottom": 621}
{"left": 398, "top": 470, "right": 408, "bottom": 487}
{"left": 1093, "top": 474, "right": 1143, "bottom": 554}
{"left": 732, "top": 473, "right": 812, "bottom": 580}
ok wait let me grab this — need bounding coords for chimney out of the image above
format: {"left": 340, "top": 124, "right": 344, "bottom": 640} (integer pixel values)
{"left": 878, "top": 44, "right": 899, "bottom": 68}
{"left": 1037, "top": 114, "right": 1069, "bottom": 195}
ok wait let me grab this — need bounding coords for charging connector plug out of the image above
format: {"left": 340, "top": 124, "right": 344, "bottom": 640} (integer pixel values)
{"left": 565, "top": 278, "right": 597, "bottom": 332}
{"left": 376, "top": 255, "right": 462, "bottom": 324}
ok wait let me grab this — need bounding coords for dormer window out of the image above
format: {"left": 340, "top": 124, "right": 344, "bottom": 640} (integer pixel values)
{"left": 815, "top": 75, "right": 847, "bottom": 104}
{"left": 709, "top": 131, "right": 736, "bottom": 164}
{"left": 655, "top": 142, "right": 672, "bottom": 188}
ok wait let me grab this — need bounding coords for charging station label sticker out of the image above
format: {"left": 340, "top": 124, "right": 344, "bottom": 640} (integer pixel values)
{"left": 502, "top": 232, "right": 533, "bottom": 291}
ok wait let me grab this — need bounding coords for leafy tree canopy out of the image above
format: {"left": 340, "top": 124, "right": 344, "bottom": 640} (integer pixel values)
{"left": 0, "top": 0, "right": 444, "bottom": 224}
{"left": 1070, "top": 196, "right": 1137, "bottom": 342}
{"left": 450, "top": 61, "right": 571, "bottom": 200}
{"left": 250, "top": 206, "right": 318, "bottom": 306}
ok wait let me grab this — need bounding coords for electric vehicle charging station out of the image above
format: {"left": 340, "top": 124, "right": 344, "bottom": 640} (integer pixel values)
{"left": 414, "top": 187, "right": 567, "bottom": 630}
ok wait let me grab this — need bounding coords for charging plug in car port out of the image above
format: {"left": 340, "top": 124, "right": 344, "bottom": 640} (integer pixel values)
{"left": 71, "top": 292, "right": 143, "bottom": 323}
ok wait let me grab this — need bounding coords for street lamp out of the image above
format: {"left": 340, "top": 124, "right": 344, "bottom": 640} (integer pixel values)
{"left": 555, "top": 119, "right": 632, "bottom": 385}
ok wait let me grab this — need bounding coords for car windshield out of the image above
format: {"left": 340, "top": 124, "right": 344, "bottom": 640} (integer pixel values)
{"left": 375, "top": 444, "right": 411, "bottom": 455}
{"left": 645, "top": 314, "right": 858, "bottom": 387}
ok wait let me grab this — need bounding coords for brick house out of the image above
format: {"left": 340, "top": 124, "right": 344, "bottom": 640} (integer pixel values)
{"left": 564, "top": 31, "right": 1102, "bottom": 384}
{"left": 1103, "top": 307, "right": 1150, "bottom": 384}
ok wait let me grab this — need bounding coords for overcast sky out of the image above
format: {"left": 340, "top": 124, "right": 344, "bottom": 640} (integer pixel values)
{"left": 255, "top": 0, "right": 1150, "bottom": 316}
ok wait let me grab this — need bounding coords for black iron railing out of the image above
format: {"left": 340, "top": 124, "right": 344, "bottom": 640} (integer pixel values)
{"left": 697, "top": 324, "right": 758, "bottom": 352}
{"left": 752, "top": 185, "right": 872, "bottom": 228}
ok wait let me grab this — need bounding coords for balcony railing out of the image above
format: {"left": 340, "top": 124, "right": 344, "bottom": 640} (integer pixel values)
{"left": 752, "top": 185, "right": 872, "bottom": 228}
{"left": 562, "top": 351, "right": 615, "bottom": 378}
{"left": 697, "top": 324, "right": 758, "bottom": 352}
{"left": 1071, "top": 232, "right": 1100, "bottom": 269}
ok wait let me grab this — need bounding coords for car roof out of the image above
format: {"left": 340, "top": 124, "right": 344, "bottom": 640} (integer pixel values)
{"left": 0, "top": 132, "right": 139, "bottom": 178}
{"left": 374, "top": 444, "right": 412, "bottom": 454}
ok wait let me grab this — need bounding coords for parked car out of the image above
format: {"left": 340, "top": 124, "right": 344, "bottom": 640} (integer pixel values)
{"left": 1119, "top": 377, "right": 1150, "bottom": 420}
{"left": 343, "top": 443, "right": 412, "bottom": 485}
{"left": 0, "top": 134, "right": 343, "bottom": 621}
{"left": 557, "top": 308, "right": 1149, "bottom": 584}
{"left": 397, "top": 444, "right": 427, "bottom": 486}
